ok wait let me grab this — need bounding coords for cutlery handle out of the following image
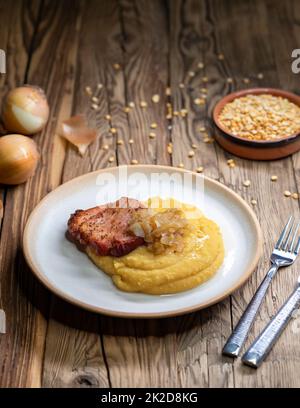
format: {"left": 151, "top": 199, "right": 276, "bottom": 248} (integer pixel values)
{"left": 223, "top": 264, "right": 277, "bottom": 357}
{"left": 242, "top": 286, "right": 300, "bottom": 368}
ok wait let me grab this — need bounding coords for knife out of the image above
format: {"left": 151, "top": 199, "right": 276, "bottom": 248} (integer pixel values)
{"left": 242, "top": 275, "right": 300, "bottom": 368}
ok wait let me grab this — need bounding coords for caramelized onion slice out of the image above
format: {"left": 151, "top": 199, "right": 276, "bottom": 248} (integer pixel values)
{"left": 128, "top": 207, "right": 193, "bottom": 255}
{"left": 60, "top": 115, "right": 97, "bottom": 156}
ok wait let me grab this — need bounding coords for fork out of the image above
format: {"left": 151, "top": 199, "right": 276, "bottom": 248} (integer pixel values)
{"left": 242, "top": 275, "right": 300, "bottom": 368}
{"left": 223, "top": 216, "right": 300, "bottom": 358}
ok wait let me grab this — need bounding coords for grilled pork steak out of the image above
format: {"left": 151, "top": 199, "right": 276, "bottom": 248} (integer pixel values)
{"left": 67, "top": 197, "right": 145, "bottom": 257}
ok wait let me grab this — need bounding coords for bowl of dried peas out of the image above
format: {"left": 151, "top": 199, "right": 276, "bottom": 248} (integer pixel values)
{"left": 213, "top": 88, "right": 300, "bottom": 160}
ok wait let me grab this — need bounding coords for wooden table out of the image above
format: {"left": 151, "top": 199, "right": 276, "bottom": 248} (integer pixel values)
{"left": 1, "top": 0, "right": 300, "bottom": 388}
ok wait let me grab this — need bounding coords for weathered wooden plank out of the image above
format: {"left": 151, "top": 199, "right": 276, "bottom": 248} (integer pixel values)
{"left": 43, "top": 299, "right": 109, "bottom": 388}
{"left": 0, "top": 0, "right": 44, "bottom": 388}
{"left": 118, "top": 0, "right": 171, "bottom": 166}
{"left": 168, "top": 0, "right": 233, "bottom": 388}
{"left": 99, "top": 315, "right": 179, "bottom": 388}
{"left": 0, "top": 0, "right": 39, "bottom": 90}
{"left": 0, "top": 0, "right": 41, "bottom": 240}
{"left": 168, "top": 0, "right": 220, "bottom": 178}
{"left": 210, "top": 0, "right": 300, "bottom": 387}
{"left": 60, "top": 0, "right": 112, "bottom": 179}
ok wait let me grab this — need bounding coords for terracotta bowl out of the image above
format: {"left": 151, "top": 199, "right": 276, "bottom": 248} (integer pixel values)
{"left": 213, "top": 88, "right": 300, "bottom": 160}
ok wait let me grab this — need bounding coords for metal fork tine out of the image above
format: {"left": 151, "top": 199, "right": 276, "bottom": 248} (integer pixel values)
{"left": 289, "top": 222, "right": 300, "bottom": 252}
{"left": 283, "top": 220, "right": 295, "bottom": 251}
{"left": 294, "top": 237, "right": 300, "bottom": 255}
{"left": 275, "top": 215, "right": 293, "bottom": 249}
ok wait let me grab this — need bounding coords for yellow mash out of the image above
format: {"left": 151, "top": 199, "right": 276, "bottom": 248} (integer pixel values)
{"left": 86, "top": 198, "right": 224, "bottom": 295}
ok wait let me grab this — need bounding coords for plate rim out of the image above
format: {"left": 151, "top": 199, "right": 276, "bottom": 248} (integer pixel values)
{"left": 23, "top": 165, "right": 263, "bottom": 318}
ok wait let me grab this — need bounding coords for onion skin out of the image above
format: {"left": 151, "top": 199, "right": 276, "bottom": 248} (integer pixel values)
{"left": 2, "top": 86, "right": 49, "bottom": 135}
{"left": 0, "top": 134, "right": 40, "bottom": 185}
{"left": 60, "top": 114, "right": 97, "bottom": 156}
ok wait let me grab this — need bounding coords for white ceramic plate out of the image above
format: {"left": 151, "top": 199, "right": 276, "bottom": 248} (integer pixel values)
{"left": 23, "top": 165, "right": 262, "bottom": 318}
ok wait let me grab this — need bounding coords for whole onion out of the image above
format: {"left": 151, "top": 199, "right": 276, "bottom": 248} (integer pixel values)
{"left": 2, "top": 85, "right": 49, "bottom": 135}
{"left": 0, "top": 134, "right": 40, "bottom": 185}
